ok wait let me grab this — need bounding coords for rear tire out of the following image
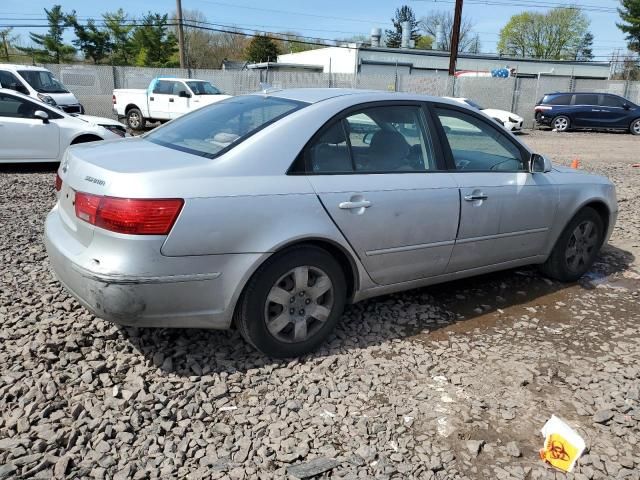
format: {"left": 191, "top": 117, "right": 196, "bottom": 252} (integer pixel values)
{"left": 234, "top": 246, "right": 346, "bottom": 358}
{"left": 630, "top": 118, "right": 640, "bottom": 135}
{"left": 552, "top": 115, "right": 570, "bottom": 132}
{"left": 540, "top": 207, "right": 604, "bottom": 282}
{"left": 126, "top": 108, "right": 145, "bottom": 130}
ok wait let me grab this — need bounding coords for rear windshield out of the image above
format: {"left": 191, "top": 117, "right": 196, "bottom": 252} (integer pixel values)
{"left": 145, "top": 95, "right": 307, "bottom": 158}
{"left": 541, "top": 94, "right": 572, "bottom": 105}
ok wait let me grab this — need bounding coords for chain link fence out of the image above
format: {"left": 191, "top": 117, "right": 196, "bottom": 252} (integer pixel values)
{"left": 37, "top": 63, "right": 640, "bottom": 128}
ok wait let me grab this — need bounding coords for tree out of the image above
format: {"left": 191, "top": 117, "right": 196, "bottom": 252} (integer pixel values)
{"left": 415, "top": 35, "right": 433, "bottom": 50}
{"left": 18, "top": 5, "right": 75, "bottom": 63}
{"left": 575, "top": 32, "right": 594, "bottom": 61}
{"left": 618, "top": 0, "right": 640, "bottom": 52}
{"left": 70, "top": 18, "right": 111, "bottom": 64}
{"left": 0, "top": 28, "right": 15, "bottom": 61}
{"left": 245, "top": 34, "right": 280, "bottom": 63}
{"left": 130, "top": 13, "right": 178, "bottom": 67}
{"left": 497, "top": 8, "right": 589, "bottom": 60}
{"left": 385, "top": 5, "right": 420, "bottom": 48}
{"left": 419, "top": 11, "right": 476, "bottom": 52}
{"left": 103, "top": 9, "right": 134, "bottom": 65}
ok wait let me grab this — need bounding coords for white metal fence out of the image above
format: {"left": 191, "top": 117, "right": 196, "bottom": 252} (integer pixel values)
{"left": 38, "top": 63, "right": 640, "bottom": 128}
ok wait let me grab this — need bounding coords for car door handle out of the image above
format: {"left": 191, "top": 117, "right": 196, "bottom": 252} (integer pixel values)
{"left": 464, "top": 194, "right": 488, "bottom": 201}
{"left": 169, "top": 98, "right": 174, "bottom": 102}
{"left": 150, "top": 97, "right": 154, "bottom": 101}
{"left": 339, "top": 200, "right": 371, "bottom": 209}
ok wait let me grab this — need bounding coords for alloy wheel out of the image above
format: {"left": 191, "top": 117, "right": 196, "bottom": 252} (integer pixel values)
{"left": 554, "top": 117, "right": 569, "bottom": 131}
{"left": 565, "top": 220, "right": 598, "bottom": 272}
{"left": 128, "top": 112, "right": 140, "bottom": 128}
{"left": 264, "top": 266, "right": 334, "bottom": 343}
{"left": 632, "top": 120, "right": 640, "bottom": 135}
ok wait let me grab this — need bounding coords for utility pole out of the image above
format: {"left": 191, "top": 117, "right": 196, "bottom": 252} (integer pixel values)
{"left": 448, "top": 0, "right": 463, "bottom": 76}
{"left": 176, "top": 0, "right": 187, "bottom": 69}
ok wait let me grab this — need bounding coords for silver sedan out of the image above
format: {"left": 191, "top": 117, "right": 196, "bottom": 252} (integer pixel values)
{"left": 45, "top": 89, "right": 618, "bottom": 357}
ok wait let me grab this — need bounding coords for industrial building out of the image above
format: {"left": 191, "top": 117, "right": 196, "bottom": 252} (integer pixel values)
{"left": 278, "top": 28, "right": 611, "bottom": 79}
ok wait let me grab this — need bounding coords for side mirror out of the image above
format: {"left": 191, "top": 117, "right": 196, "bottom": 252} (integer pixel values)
{"left": 530, "top": 153, "right": 552, "bottom": 173}
{"left": 34, "top": 110, "right": 50, "bottom": 124}
{"left": 623, "top": 103, "right": 630, "bottom": 110}
{"left": 363, "top": 132, "right": 373, "bottom": 145}
{"left": 179, "top": 90, "right": 191, "bottom": 98}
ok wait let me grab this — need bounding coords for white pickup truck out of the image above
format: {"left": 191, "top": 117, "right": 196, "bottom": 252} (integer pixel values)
{"left": 113, "top": 78, "right": 231, "bottom": 130}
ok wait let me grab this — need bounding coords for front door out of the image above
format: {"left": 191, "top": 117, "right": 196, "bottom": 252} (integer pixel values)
{"left": 598, "top": 94, "right": 637, "bottom": 129}
{"left": 0, "top": 92, "right": 59, "bottom": 161}
{"left": 170, "top": 81, "right": 191, "bottom": 119}
{"left": 434, "top": 106, "right": 556, "bottom": 273}
{"left": 305, "top": 104, "right": 460, "bottom": 285}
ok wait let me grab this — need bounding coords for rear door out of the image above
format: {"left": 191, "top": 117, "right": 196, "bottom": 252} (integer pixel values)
{"left": 149, "top": 80, "right": 176, "bottom": 120}
{"left": 169, "top": 81, "right": 191, "bottom": 119}
{"left": 571, "top": 93, "right": 601, "bottom": 127}
{"left": 305, "top": 103, "right": 460, "bottom": 285}
{"left": 433, "top": 105, "right": 556, "bottom": 273}
{"left": 0, "top": 92, "right": 59, "bottom": 161}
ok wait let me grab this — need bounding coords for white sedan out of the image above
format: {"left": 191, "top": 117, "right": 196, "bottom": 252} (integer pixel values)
{"left": 444, "top": 97, "right": 524, "bottom": 131}
{"left": 0, "top": 88, "right": 126, "bottom": 163}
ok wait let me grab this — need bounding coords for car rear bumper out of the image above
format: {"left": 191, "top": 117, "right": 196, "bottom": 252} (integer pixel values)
{"left": 44, "top": 205, "right": 263, "bottom": 329}
{"left": 535, "top": 112, "right": 553, "bottom": 126}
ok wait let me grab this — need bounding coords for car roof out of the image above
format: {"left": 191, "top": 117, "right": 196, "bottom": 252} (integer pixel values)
{"left": 0, "top": 64, "right": 49, "bottom": 72}
{"left": 249, "top": 88, "right": 460, "bottom": 105}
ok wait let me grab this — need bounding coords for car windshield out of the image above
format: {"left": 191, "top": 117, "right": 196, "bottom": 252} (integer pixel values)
{"left": 145, "top": 95, "right": 307, "bottom": 158}
{"left": 464, "top": 99, "right": 484, "bottom": 110}
{"left": 186, "top": 81, "right": 221, "bottom": 95}
{"left": 18, "top": 70, "right": 69, "bottom": 94}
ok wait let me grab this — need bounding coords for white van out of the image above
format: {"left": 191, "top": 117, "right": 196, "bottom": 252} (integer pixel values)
{"left": 0, "top": 64, "right": 85, "bottom": 114}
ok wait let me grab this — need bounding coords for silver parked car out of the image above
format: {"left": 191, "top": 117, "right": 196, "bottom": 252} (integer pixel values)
{"left": 45, "top": 89, "right": 618, "bottom": 357}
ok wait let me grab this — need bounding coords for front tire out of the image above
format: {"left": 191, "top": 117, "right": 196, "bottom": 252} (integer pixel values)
{"left": 553, "top": 115, "right": 570, "bottom": 132}
{"left": 126, "top": 108, "right": 145, "bottom": 130}
{"left": 235, "top": 246, "right": 347, "bottom": 358}
{"left": 540, "top": 207, "right": 604, "bottom": 282}
{"left": 630, "top": 118, "right": 640, "bottom": 135}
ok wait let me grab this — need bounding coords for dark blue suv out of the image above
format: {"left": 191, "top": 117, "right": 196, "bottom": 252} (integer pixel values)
{"left": 535, "top": 92, "right": 640, "bottom": 135}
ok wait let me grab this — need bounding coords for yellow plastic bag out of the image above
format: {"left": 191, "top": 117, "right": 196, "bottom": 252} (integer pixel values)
{"left": 539, "top": 415, "right": 586, "bottom": 473}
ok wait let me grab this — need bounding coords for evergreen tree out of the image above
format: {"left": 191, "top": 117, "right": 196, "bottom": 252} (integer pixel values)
{"left": 71, "top": 18, "right": 112, "bottom": 64}
{"left": 245, "top": 34, "right": 281, "bottom": 62}
{"left": 18, "top": 5, "right": 75, "bottom": 63}
{"left": 385, "top": 6, "right": 420, "bottom": 48}
{"left": 130, "top": 13, "right": 178, "bottom": 67}
{"left": 103, "top": 9, "right": 134, "bottom": 65}
{"left": 618, "top": 0, "right": 640, "bottom": 52}
{"left": 576, "top": 32, "right": 594, "bottom": 61}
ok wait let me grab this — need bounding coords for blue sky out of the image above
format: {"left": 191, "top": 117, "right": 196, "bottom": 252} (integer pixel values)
{"left": 1, "top": 0, "right": 632, "bottom": 60}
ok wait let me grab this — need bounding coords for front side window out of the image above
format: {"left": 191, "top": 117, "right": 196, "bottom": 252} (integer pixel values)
{"left": 186, "top": 81, "right": 221, "bottom": 95}
{"left": 0, "top": 71, "right": 23, "bottom": 90}
{"left": 600, "top": 95, "right": 626, "bottom": 108}
{"left": 0, "top": 93, "right": 38, "bottom": 118}
{"left": 573, "top": 94, "right": 599, "bottom": 106}
{"left": 145, "top": 95, "right": 306, "bottom": 158}
{"left": 171, "top": 82, "right": 189, "bottom": 96}
{"left": 17, "top": 70, "right": 68, "bottom": 94}
{"left": 436, "top": 107, "right": 525, "bottom": 172}
{"left": 310, "top": 105, "right": 436, "bottom": 174}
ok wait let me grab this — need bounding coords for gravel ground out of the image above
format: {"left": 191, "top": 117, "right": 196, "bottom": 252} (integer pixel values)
{"left": 1, "top": 130, "right": 639, "bottom": 479}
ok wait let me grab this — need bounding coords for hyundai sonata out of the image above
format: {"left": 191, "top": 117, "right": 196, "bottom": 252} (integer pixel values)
{"left": 45, "top": 89, "right": 617, "bottom": 357}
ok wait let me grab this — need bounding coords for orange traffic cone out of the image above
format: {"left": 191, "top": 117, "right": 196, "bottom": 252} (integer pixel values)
{"left": 570, "top": 158, "right": 580, "bottom": 169}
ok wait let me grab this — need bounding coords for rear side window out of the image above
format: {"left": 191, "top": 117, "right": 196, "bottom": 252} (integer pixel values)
{"left": 153, "top": 80, "right": 177, "bottom": 94}
{"left": 145, "top": 95, "right": 306, "bottom": 158}
{"left": 573, "top": 94, "right": 599, "bottom": 106}
{"left": 600, "top": 95, "right": 626, "bottom": 108}
{"left": 308, "top": 105, "right": 437, "bottom": 174}
{"left": 542, "top": 94, "right": 572, "bottom": 105}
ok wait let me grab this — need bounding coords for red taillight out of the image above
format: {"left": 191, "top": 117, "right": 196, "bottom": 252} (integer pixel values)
{"left": 74, "top": 192, "right": 183, "bottom": 235}
{"left": 55, "top": 173, "right": 62, "bottom": 192}
{"left": 112, "top": 94, "right": 116, "bottom": 105}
